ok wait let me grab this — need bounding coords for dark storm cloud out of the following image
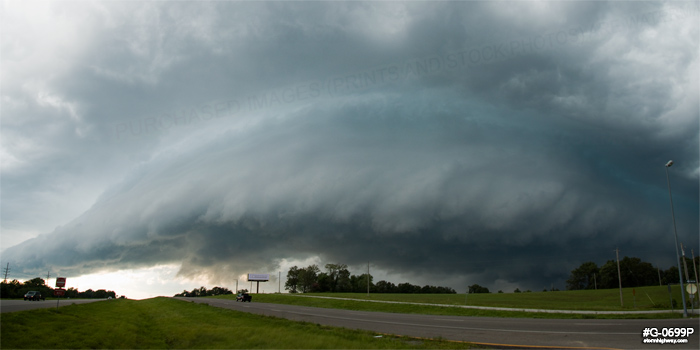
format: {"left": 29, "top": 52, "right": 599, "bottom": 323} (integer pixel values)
{"left": 2, "top": 1, "right": 698, "bottom": 291}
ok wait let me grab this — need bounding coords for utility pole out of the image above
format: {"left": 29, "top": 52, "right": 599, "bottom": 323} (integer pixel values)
{"left": 693, "top": 249, "right": 699, "bottom": 288}
{"left": 692, "top": 249, "right": 699, "bottom": 311}
{"left": 616, "top": 248, "right": 623, "bottom": 307}
{"left": 594, "top": 273, "right": 597, "bottom": 290}
{"left": 681, "top": 244, "right": 691, "bottom": 283}
{"left": 681, "top": 244, "right": 692, "bottom": 312}
{"left": 2, "top": 263, "right": 9, "bottom": 282}
{"left": 665, "top": 160, "right": 687, "bottom": 317}
{"left": 46, "top": 271, "right": 51, "bottom": 285}
{"left": 367, "top": 262, "right": 370, "bottom": 297}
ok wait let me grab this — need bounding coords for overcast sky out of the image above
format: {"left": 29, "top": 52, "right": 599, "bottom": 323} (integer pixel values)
{"left": 1, "top": 1, "right": 698, "bottom": 298}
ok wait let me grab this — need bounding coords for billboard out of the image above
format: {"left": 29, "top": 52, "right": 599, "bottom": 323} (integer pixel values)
{"left": 247, "top": 274, "right": 269, "bottom": 281}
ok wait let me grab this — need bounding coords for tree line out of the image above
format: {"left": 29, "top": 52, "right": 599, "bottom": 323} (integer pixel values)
{"left": 566, "top": 255, "right": 699, "bottom": 290}
{"left": 173, "top": 286, "right": 234, "bottom": 297}
{"left": 0, "top": 278, "right": 117, "bottom": 299}
{"left": 284, "top": 263, "right": 456, "bottom": 294}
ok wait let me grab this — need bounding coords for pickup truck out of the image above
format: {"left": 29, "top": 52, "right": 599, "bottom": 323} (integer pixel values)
{"left": 236, "top": 292, "right": 252, "bottom": 302}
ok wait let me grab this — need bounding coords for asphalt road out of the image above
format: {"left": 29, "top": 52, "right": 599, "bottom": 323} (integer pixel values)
{"left": 175, "top": 297, "right": 700, "bottom": 349}
{"left": 0, "top": 299, "right": 105, "bottom": 313}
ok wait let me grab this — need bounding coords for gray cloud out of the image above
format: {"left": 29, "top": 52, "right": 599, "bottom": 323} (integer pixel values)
{"left": 2, "top": 1, "right": 698, "bottom": 292}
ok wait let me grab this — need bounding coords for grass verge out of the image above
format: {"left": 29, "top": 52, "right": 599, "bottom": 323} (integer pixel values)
{"left": 295, "top": 285, "right": 691, "bottom": 311}
{"left": 0, "top": 298, "right": 480, "bottom": 349}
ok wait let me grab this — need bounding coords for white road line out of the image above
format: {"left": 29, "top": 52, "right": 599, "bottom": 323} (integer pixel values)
{"left": 432, "top": 318, "right": 465, "bottom": 322}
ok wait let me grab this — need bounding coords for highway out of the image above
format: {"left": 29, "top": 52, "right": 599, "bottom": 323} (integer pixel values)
{"left": 176, "top": 297, "right": 700, "bottom": 349}
{"left": 0, "top": 299, "right": 105, "bottom": 313}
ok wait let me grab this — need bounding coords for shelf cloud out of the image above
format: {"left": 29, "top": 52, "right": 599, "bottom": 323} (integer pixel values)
{"left": 2, "top": 1, "right": 698, "bottom": 292}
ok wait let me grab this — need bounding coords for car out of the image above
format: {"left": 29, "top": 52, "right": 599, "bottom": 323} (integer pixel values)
{"left": 24, "top": 291, "right": 45, "bottom": 301}
{"left": 236, "top": 292, "right": 252, "bottom": 302}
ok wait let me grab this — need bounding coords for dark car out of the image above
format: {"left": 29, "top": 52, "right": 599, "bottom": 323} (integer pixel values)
{"left": 236, "top": 292, "right": 252, "bottom": 302}
{"left": 24, "top": 291, "right": 45, "bottom": 301}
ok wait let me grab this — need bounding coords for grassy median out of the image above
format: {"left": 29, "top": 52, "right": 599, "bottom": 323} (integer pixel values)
{"left": 0, "top": 297, "right": 479, "bottom": 349}
{"left": 212, "top": 285, "right": 692, "bottom": 319}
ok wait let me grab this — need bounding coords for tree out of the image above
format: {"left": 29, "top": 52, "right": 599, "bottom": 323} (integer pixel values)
{"left": 24, "top": 277, "right": 46, "bottom": 287}
{"left": 588, "top": 256, "right": 664, "bottom": 289}
{"left": 661, "top": 258, "right": 697, "bottom": 286}
{"left": 619, "top": 257, "right": 657, "bottom": 287}
{"left": 397, "top": 282, "right": 421, "bottom": 293}
{"left": 324, "top": 264, "right": 351, "bottom": 292}
{"left": 350, "top": 273, "right": 374, "bottom": 293}
{"left": 65, "top": 287, "right": 80, "bottom": 298}
{"left": 566, "top": 261, "right": 599, "bottom": 290}
{"left": 285, "top": 266, "right": 301, "bottom": 293}
{"left": 439, "top": 286, "right": 457, "bottom": 294}
{"left": 314, "top": 272, "right": 332, "bottom": 292}
{"left": 299, "top": 265, "right": 320, "bottom": 293}
{"left": 375, "top": 280, "right": 396, "bottom": 293}
{"left": 598, "top": 257, "right": 658, "bottom": 289}
{"left": 175, "top": 286, "right": 232, "bottom": 297}
{"left": 285, "top": 262, "right": 456, "bottom": 294}
{"left": 468, "top": 284, "right": 489, "bottom": 294}
{"left": 210, "top": 286, "right": 232, "bottom": 296}
{"left": 1, "top": 278, "right": 117, "bottom": 299}
{"left": 0, "top": 280, "right": 22, "bottom": 298}
{"left": 662, "top": 266, "right": 679, "bottom": 285}
{"left": 598, "top": 260, "right": 619, "bottom": 289}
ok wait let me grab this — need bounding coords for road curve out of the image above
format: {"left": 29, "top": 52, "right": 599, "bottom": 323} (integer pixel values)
{"left": 175, "top": 297, "right": 699, "bottom": 349}
{"left": 0, "top": 299, "right": 106, "bottom": 313}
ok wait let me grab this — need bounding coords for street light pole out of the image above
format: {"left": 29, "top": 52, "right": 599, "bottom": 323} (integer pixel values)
{"left": 665, "top": 160, "right": 687, "bottom": 318}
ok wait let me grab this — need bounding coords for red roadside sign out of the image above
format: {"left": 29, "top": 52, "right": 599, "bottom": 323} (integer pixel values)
{"left": 55, "top": 277, "right": 66, "bottom": 288}
{"left": 54, "top": 288, "right": 66, "bottom": 297}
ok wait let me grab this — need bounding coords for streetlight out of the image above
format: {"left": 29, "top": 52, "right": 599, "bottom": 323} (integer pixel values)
{"left": 665, "top": 160, "right": 688, "bottom": 318}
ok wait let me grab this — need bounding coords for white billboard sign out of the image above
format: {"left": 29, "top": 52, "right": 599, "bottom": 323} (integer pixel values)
{"left": 248, "top": 274, "right": 269, "bottom": 281}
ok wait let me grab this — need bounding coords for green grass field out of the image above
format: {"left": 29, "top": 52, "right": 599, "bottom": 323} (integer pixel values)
{"left": 0, "top": 298, "right": 478, "bottom": 349}
{"left": 213, "top": 285, "right": 696, "bottom": 319}
{"left": 303, "top": 284, "right": 689, "bottom": 310}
